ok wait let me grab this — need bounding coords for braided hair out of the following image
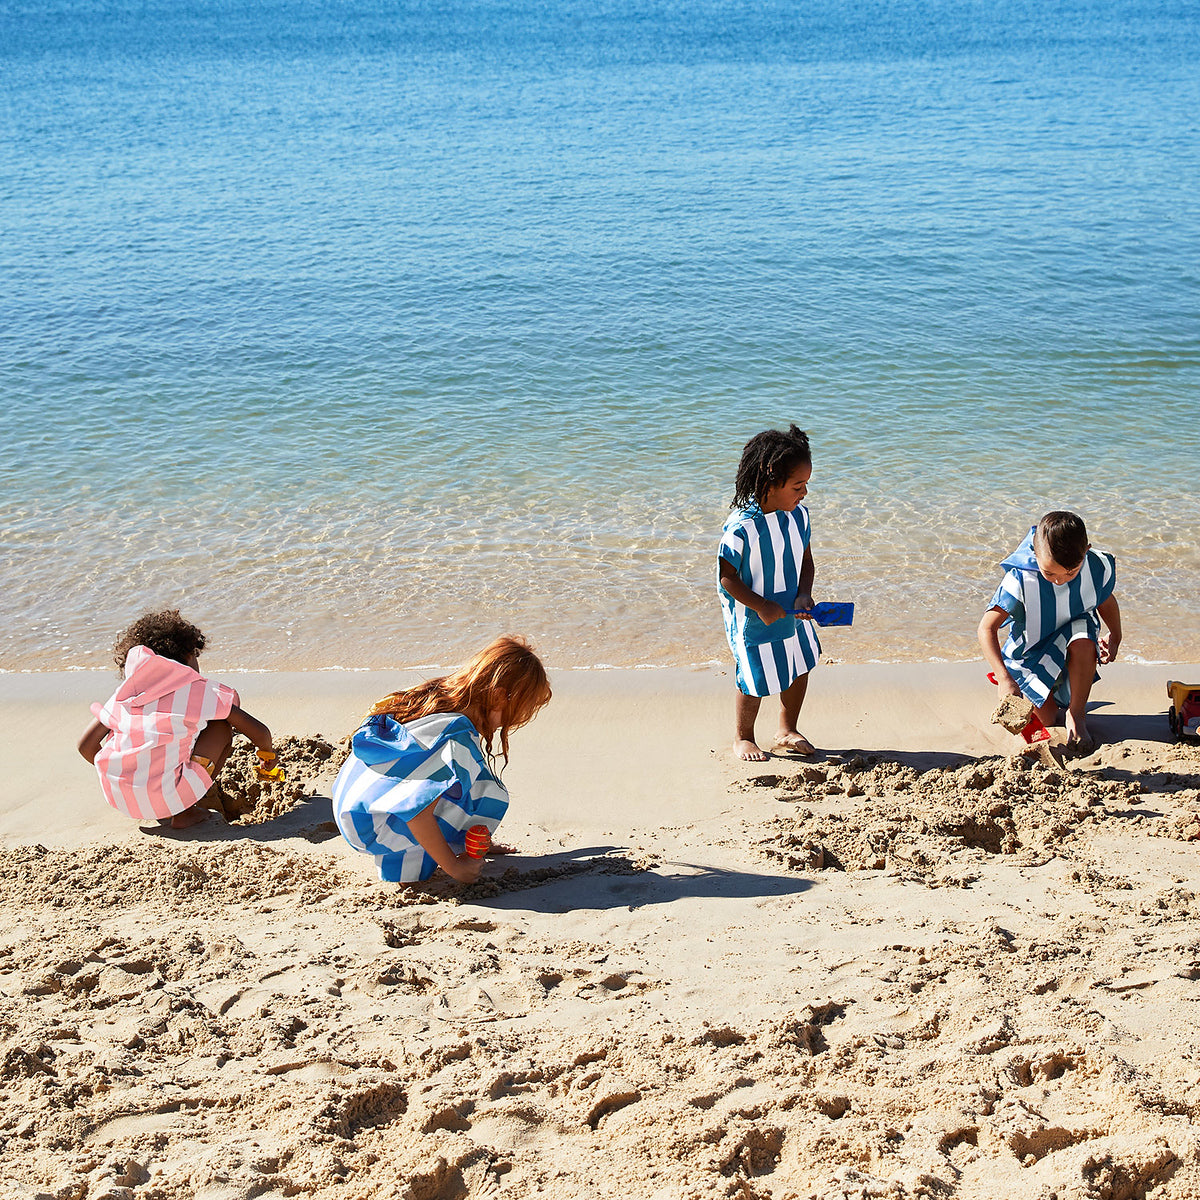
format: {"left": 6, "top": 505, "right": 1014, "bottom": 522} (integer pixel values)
{"left": 730, "top": 425, "right": 811, "bottom": 510}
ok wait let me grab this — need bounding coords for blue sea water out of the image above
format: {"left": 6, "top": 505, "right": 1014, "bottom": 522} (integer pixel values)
{"left": 2, "top": 0, "right": 1198, "bottom": 670}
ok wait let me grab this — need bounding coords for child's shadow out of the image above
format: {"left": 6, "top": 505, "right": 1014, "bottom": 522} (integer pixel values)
{"left": 141, "top": 792, "right": 339, "bottom": 844}
{"left": 1083, "top": 701, "right": 1174, "bottom": 746}
{"left": 469, "top": 846, "right": 814, "bottom": 914}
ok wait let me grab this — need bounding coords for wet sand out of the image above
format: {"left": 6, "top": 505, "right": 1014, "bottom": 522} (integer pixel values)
{"left": 3, "top": 663, "right": 1200, "bottom": 1198}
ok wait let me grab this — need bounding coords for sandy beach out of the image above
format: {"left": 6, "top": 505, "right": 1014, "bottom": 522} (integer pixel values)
{"left": 4, "top": 661, "right": 1200, "bottom": 1199}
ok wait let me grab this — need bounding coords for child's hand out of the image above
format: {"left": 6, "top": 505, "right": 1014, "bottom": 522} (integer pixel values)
{"left": 793, "top": 593, "right": 815, "bottom": 618}
{"left": 449, "top": 853, "right": 484, "bottom": 884}
{"left": 987, "top": 669, "right": 1022, "bottom": 698}
{"left": 758, "top": 600, "right": 787, "bottom": 625}
{"left": 1099, "top": 633, "right": 1120, "bottom": 664}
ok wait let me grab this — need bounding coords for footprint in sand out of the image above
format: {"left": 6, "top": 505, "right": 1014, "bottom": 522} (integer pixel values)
{"left": 581, "top": 1074, "right": 643, "bottom": 1129}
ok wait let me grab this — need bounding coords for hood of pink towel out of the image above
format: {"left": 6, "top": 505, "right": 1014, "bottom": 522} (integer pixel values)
{"left": 113, "top": 645, "right": 201, "bottom": 708}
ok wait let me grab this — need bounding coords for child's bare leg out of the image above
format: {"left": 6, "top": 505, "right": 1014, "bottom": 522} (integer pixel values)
{"left": 734, "top": 693, "right": 767, "bottom": 761}
{"left": 775, "top": 673, "right": 814, "bottom": 754}
{"left": 1063, "top": 639, "right": 1098, "bottom": 750}
{"left": 191, "top": 718, "right": 234, "bottom": 776}
{"left": 1033, "top": 695, "right": 1059, "bottom": 728}
{"left": 172, "top": 719, "right": 234, "bottom": 828}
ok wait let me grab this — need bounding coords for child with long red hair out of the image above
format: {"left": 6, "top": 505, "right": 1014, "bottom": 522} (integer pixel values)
{"left": 332, "top": 636, "right": 551, "bottom": 883}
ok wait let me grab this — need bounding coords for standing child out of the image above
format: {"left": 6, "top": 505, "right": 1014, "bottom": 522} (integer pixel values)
{"left": 78, "top": 610, "right": 277, "bottom": 829}
{"left": 979, "top": 511, "right": 1122, "bottom": 753}
{"left": 332, "top": 636, "right": 551, "bottom": 884}
{"left": 719, "top": 425, "right": 822, "bottom": 761}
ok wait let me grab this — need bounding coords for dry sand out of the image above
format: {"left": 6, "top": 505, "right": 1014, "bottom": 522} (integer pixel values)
{"left": 3, "top": 662, "right": 1200, "bottom": 1199}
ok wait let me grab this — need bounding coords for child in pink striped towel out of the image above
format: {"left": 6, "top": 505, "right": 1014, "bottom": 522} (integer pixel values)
{"left": 78, "top": 610, "right": 277, "bottom": 829}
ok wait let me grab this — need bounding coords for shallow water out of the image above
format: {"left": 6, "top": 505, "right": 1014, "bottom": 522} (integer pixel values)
{"left": 2, "top": 0, "right": 1198, "bottom": 671}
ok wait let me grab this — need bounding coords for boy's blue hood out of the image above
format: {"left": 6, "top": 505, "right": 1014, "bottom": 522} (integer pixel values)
{"left": 1001, "top": 526, "right": 1039, "bottom": 572}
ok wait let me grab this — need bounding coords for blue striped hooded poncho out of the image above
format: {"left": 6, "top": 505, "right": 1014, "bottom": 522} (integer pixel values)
{"left": 719, "top": 501, "right": 821, "bottom": 697}
{"left": 332, "top": 711, "right": 508, "bottom": 882}
{"left": 988, "top": 527, "right": 1116, "bottom": 707}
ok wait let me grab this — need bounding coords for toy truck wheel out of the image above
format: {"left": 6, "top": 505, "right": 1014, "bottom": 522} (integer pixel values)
{"left": 1169, "top": 708, "right": 1179, "bottom": 737}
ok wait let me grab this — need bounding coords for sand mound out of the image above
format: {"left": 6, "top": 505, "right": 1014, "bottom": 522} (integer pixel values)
{"left": 206, "top": 734, "right": 348, "bottom": 823}
{"left": 749, "top": 752, "right": 1146, "bottom": 877}
{"left": 0, "top": 840, "right": 350, "bottom": 911}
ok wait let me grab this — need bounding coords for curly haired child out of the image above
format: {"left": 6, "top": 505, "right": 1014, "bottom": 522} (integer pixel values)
{"left": 718, "top": 425, "right": 822, "bottom": 761}
{"left": 332, "top": 636, "right": 552, "bottom": 883}
{"left": 78, "top": 610, "right": 276, "bottom": 829}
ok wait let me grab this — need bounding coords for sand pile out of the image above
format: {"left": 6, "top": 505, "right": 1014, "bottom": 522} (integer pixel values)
{"left": 0, "top": 840, "right": 354, "bottom": 911}
{"left": 4, "top": 739, "right": 1200, "bottom": 1198}
{"left": 207, "top": 734, "right": 348, "bottom": 823}
{"left": 748, "top": 752, "right": 1147, "bottom": 878}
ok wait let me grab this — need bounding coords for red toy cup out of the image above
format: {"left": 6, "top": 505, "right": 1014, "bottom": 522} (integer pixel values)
{"left": 464, "top": 825, "right": 491, "bottom": 858}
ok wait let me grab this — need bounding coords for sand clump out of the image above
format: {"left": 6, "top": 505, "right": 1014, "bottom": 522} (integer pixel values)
{"left": 991, "top": 693, "right": 1037, "bottom": 735}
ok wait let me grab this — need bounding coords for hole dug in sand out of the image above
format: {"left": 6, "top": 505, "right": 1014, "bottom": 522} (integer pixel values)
{"left": 406, "top": 1155, "right": 469, "bottom": 1200}
{"left": 323, "top": 1079, "right": 408, "bottom": 1138}
{"left": 1009, "top": 1124, "right": 1097, "bottom": 1164}
{"left": 719, "top": 1125, "right": 785, "bottom": 1177}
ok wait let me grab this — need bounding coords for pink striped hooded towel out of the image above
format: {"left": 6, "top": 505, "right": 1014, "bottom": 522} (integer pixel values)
{"left": 91, "top": 645, "right": 239, "bottom": 820}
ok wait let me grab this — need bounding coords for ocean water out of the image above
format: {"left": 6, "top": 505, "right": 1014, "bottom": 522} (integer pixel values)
{"left": 2, "top": 0, "right": 1198, "bottom": 673}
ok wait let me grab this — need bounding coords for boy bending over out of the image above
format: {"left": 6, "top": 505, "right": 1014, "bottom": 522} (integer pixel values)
{"left": 979, "top": 511, "right": 1121, "bottom": 754}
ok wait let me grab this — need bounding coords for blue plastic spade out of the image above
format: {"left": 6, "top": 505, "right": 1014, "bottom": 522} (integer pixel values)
{"left": 789, "top": 601, "right": 854, "bottom": 626}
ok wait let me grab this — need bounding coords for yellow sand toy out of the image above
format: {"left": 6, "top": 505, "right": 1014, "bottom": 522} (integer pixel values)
{"left": 254, "top": 748, "right": 287, "bottom": 783}
{"left": 1166, "top": 681, "right": 1200, "bottom": 740}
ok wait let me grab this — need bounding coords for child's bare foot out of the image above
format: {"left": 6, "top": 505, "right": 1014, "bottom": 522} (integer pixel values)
{"left": 774, "top": 732, "right": 815, "bottom": 756}
{"left": 169, "top": 806, "right": 208, "bottom": 830}
{"left": 1065, "top": 712, "right": 1096, "bottom": 755}
{"left": 734, "top": 738, "right": 769, "bottom": 761}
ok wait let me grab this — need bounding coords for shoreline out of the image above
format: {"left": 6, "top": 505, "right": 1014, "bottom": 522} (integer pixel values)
{"left": 1, "top": 656, "right": 1189, "bottom": 677}
{"left": 3, "top": 660, "right": 1193, "bottom": 851}
{"left": 1, "top": 644, "right": 1193, "bottom": 677}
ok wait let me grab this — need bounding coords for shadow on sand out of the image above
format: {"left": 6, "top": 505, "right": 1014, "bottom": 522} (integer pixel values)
{"left": 141, "top": 793, "right": 340, "bottom": 844}
{"left": 1082, "top": 700, "right": 1174, "bottom": 747}
{"left": 142, "top": 802, "right": 813, "bottom": 914}
{"left": 475, "top": 848, "right": 815, "bottom": 913}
